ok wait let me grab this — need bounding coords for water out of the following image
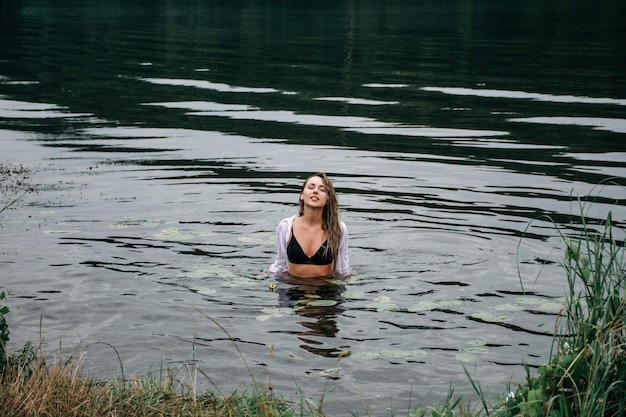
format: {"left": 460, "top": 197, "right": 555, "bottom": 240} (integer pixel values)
{"left": 1, "top": 1, "right": 625, "bottom": 415}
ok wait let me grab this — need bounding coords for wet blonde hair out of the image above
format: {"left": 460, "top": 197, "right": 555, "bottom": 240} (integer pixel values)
{"left": 298, "top": 172, "right": 342, "bottom": 271}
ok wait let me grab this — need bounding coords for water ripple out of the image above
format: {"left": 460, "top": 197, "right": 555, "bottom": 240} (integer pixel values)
{"left": 422, "top": 86, "right": 626, "bottom": 106}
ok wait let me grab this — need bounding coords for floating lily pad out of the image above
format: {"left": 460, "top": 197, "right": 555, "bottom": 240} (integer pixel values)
{"left": 260, "top": 307, "right": 294, "bottom": 315}
{"left": 44, "top": 229, "right": 80, "bottom": 234}
{"left": 256, "top": 307, "right": 294, "bottom": 321}
{"left": 348, "top": 351, "right": 380, "bottom": 360}
{"left": 122, "top": 217, "right": 169, "bottom": 227}
{"left": 385, "top": 285, "right": 410, "bottom": 291}
{"left": 471, "top": 311, "right": 511, "bottom": 323}
{"left": 222, "top": 278, "right": 254, "bottom": 288}
{"left": 366, "top": 296, "right": 399, "bottom": 312}
{"left": 177, "top": 269, "right": 210, "bottom": 279}
{"left": 408, "top": 299, "right": 462, "bottom": 312}
{"left": 381, "top": 348, "right": 428, "bottom": 361}
{"left": 306, "top": 299, "right": 338, "bottom": 307}
{"left": 402, "top": 349, "right": 428, "bottom": 361}
{"left": 463, "top": 347, "right": 490, "bottom": 354}
{"left": 238, "top": 232, "right": 274, "bottom": 245}
{"left": 537, "top": 302, "right": 566, "bottom": 313}
{"left": 455, "top": 352, "right": 480, "bottom": 363}
{"left": 294, "top": 299, "right": 309, "bottom": 307}
{"left": 408, "top": 301, "right": 440, "bottom": 312}
{"left": 464, "top": 339, "right": 487, "bottom": 347}
{"left": 177, "top": 264, "right": 242, "bottom": 280}
{"left": 343, "top": 290, "right": 365, "bottom": 299}
{"left": 149, "top": 228, "right": 214, "bottom": 242}
{"left": 495, "top": 303, "right": 525, "bottom": 312}
{"left": 515, "top": 297, "right": 545, "bottom": 305}
{"left": 149, "top": 228, "right": 193, "bottom": 241}
{"left": 190, "top": 287, "right": 216, "bottom": 296}
{"left": 437, "top": 300, "right": 463, "bottom": 308}
{"left": 107, "top": 223, "right": 129, "bottom": 229}
{"left": 306, "top": 367, "right": 341, "bottom": 378}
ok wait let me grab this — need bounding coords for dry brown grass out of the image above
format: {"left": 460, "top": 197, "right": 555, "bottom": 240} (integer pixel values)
{"left": 0, "top": 351, "right": 293, "bottom": 417}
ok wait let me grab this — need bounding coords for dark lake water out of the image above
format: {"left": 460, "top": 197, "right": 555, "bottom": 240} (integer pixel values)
{"left": 1, "top": 1, "right": 625, "bottom": 415}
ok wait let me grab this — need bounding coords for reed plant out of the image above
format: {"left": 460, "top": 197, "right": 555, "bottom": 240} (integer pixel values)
{"left": 0, "top": 291, "right": 9, "bottom": 374}
{"left": 462, "top": 210, "right": 626, "bottom": 417}
{"left": 409, "top": 209, "right": 625, "bottom": 417}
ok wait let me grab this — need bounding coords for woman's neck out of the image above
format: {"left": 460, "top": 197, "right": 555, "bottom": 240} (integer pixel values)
{"left": 299, "top": 207, "right": 323, "bottom": 227}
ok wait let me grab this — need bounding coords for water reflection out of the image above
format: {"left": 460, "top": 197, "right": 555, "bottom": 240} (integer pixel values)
{"left": 275, "top": 275, "right": 346, "bottom": 358}
{"left": 509, "top": 116, "right": 626, "bottom": 134}
{"left": 142, "top": 77, "right": 280, "bottom": 94}
{"left": 422, "top": 86, "right": 626, "bottom": 106}
{"left": 0, "top": 98, "right": 90, "bottom": 119}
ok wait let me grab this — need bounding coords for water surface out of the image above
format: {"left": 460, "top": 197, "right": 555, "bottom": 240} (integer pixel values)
{"left": 1, "top": 1, "right": 625, "bottom": 415}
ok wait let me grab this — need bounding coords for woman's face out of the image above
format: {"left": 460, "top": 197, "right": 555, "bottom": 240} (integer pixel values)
{"left": 301, "top": 175, "right": 329, "bottom": 209}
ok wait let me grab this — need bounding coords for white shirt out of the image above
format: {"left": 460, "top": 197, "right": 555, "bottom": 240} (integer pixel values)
{"left": 268, "top": 215, "right": 351, "bottom": 277}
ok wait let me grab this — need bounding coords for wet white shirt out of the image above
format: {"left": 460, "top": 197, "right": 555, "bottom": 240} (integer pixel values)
{"left": 268, "top": 215, "right": 351, "bottom": 277}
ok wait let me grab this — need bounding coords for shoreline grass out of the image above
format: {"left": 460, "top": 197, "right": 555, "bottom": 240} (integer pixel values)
{"left": 1, "top": 209, "right": 624, "bottom": 416}
{"left": 0, "top": 346, "right": 295, "bottom": 417}
{"left": 453, "top": 210, "right": 625, "bottom": 417}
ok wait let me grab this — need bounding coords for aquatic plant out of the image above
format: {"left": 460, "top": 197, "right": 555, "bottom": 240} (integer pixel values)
{"left": 0, "top": 290, "right": 36, "bottom": 380}
{"left": 0, "top": 291, "right": 8, "bottom": 374}
{"left": 0, "top": 163, "right": 32, "bottom": 216}
{"left": 401, "top": 208, "right": 625, "bottom": 417}
{"left": 505, "top": 211, "right": 625, "bottom": 417}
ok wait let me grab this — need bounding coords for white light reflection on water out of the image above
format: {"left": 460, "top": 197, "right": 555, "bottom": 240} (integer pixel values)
{"left": 509, "top": 116, "right": 626, "bottom": 133}
{"left": 148, "top": 103, "right": 395, "bottom": 128}
{"left": 145, "top": 101, "right": 258, "bottom": 112}
{"left": 146, "top": 100, "right": 508, "bottom": 137}
{"left": 0, "top": 98, "right": 91, "bottom": 119}
{"left": 314, "top": 96, "right": 399, "bottom": 105}
{"left": 142, "top": 77, "right": 280, "bottom": 94}
{"left": 345, "top": 126, "right": 507, "bottom": 137}
{"left": 421, "top": 86, "right": 626, "bottom": 106}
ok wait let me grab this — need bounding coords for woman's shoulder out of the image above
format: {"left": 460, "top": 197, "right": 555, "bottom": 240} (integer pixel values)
{"left": 276, "top": 215, "right": 296, "bottom": 230}
{"left": 279, "top": 215, "right": 296, "bottom": 225}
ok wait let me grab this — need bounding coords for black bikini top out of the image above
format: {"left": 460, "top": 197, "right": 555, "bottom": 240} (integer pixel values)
{"left": 287, "top": 228, "right": 333, "bottom": 265}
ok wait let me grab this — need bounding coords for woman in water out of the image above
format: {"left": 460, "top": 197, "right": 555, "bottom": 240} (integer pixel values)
{"left": 268, "top": 172, "right": 350, "bottom": 278}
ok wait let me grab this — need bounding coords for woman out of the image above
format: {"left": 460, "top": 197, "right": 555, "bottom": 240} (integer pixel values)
{"left": 268, "top": 172, "right": 350, "bottom": 278}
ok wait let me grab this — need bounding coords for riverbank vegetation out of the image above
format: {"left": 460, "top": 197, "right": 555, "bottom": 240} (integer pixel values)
{"left": 0, "top": 163, "right": 33, "bottom": 214}
{"left": 1, "top": 211, "right": 624, "bottom": 416}
{"left": 462, "top": 211, "right": 625, "bottom": 417}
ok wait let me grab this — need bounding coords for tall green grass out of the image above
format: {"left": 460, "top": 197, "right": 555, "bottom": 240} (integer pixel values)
{"left": 404, "top": 210, "right": 625, "bottom": 417}
{"left": 456, "top": 211, "right": 625, "bottom": 417}
{"left": 0, "top": 291, "right": 9, "bottom": 374}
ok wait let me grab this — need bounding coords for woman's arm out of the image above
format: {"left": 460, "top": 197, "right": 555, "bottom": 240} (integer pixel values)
{"left": 267, "top": 216, "right": 294, "bottom": 275}
{"left": 334, "top": 221, "right": 351, "bottom": 276}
